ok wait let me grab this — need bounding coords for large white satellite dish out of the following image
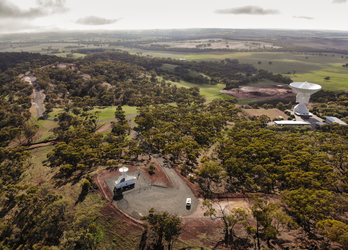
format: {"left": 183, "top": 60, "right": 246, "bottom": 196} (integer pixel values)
{"left": 290, "top": 81, "right": 321, "bottom": 115}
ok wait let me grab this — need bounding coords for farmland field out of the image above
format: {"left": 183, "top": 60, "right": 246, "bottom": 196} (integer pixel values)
{"left": 0, "top": 42, "right": 105, "bottom": 54}
{"left": 242, "top": 108, "right": 289, "bottom": 120}
{"left": 111, "top": 45, "right": 348, "bottom": 90}
{"left": 2, "top": 40, "right": 348, "bottom": 91}
{"left": 54, "top": 52, "right": 86, "bottom": 58}
{"left": 138, "top": 39, "right": 280, "bottom": 50}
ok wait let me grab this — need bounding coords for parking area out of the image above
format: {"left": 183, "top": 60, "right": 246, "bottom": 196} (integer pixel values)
{"left": 288, "top": 109, "right": 324, "bottom": 130}
{"left": 105, "top": 167, "right": 198, "bottom": 219}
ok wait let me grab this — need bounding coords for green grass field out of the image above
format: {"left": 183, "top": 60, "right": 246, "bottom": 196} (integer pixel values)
{"left": 49, "top": 105, "right": 139, "bottom": 121}
{"left": 159, "top": 63, "right": 207, "bottom": 78}
{"left": 171, "top": 80, "right": 232, "bottom": 101}
{"left": 159, "top": 63, "right": 177, "bottom": 72}
{"left": 185, "top": 51, "right": 348, "bottom": 91}
{"left": 54, "top": 53, "right": 86, "bottom": 58}
{"left": 4, "top": 41, "right": 347, "bottom": 91}
{"left": 121, "top": 48, "right": 348, "bottom": 91}
{"left": 290, "top": 63, "right": 348, "bottom": 91}
{"left": 31, "top": 119, "right": 57, "bottom": 143}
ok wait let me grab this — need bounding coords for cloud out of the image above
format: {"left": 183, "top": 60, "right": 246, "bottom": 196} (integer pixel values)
{"left": 214, "top": 6, "right": 280, "bottom": 15}
{"left": 293, "top": 16, "right": 314, "bottom": 20}
{"left": 0, "top": 0, "right": 68, "bottom": 19}
{"left": 0, "top": 20, "right": 40, "bottom": 33}
{"left": 333, "top": 0, "right": 347, "bottom": 3}
{"left": 75, "top": 16, "right": 121, "bottom": 26}
{"left": 36, "top": 0, "right": 69, "bottom": 14}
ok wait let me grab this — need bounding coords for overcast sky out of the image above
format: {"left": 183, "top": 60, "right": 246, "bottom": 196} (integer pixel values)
{"left": 0, "top": 0, "right": 347, "bottom": 34}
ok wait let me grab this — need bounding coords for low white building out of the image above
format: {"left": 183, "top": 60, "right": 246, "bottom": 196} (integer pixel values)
{"left": 325, "top": 116, "right": 347, "bottom": 126}
{"left": 274, "top": 121, "right": 311, "bottom": 127}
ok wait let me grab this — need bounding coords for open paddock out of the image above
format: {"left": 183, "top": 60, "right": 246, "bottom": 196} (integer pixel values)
{"left": 242, "top": 108, "right": 289, "bottom": 120}
{"left": 48, "top": 105, "right": 138, "bottom": 120}
{"left": 140, "top": 39, "right": 280, "bottom": 50}
{"left": 0, "top": 42, "right": 105, "bottom": 54}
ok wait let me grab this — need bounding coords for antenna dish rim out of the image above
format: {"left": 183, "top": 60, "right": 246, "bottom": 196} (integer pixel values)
{"left": 119, "top": 167, "right": 129, "bottom": 173}
{"left": 290, "top": 81, "right": 321, "bottom": 91}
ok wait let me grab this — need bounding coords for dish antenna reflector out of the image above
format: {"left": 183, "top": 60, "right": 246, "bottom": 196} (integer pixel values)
{"left": 119, "top": 167, "right": 129, "bottom": 177}
{"left": 289, "top": 81, "right": 321, "bottom": 115}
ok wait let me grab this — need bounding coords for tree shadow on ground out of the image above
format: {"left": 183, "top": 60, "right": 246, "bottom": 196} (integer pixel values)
{"left": 231, "top": 236, "right": 255, "bottom": 249}
{"left": 113, "top": 192, "right": 124, "bottom": 201}
{"left": 138, "top": 229, "right": 148, "bottom": 250}
{"left": 75, "top": 189, "right": 88, "bottom": 205}
{"left": 212, "top": 240, "right": 225, "bottom": 250}
{"left": 52, "top": 170, "right": 87, "bottom": 189}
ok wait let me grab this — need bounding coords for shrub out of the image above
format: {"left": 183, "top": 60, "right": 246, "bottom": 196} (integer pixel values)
{"left": 149, "top": 164, "right": 156, "bottom": 174}
{"left": 180, "top": 165, "right": 187, "bottom": 175}
{"left": 81, "top": 179, "right": 91, "bottom": 193}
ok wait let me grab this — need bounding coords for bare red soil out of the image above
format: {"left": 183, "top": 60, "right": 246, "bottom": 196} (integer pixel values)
{"left": 180, "top": 217, "right": 223, "bottom": 248}
{"left": 143, "top": 160, "right": 173, "bottom": 188}
{"left": 96, "top": 122, "right": 112, "bottom": 134}
{"left": 242, "top": 108, "right": 289, "bottom": 120}
{"left": 27, "top": 140, "right": 59, "bottom": 149}
{"left": 221, "top": 85, "right": 296, "bottom": 99}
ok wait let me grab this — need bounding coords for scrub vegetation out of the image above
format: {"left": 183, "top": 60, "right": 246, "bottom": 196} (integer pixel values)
{"left": 1, "top": 28, "right": 348, "bottom": 249}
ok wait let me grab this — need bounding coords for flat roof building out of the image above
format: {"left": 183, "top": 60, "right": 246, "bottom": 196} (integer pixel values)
{"left": 274, "top": 121, "right": 311, "bottom": 126}
{"left": 315, "top": 122, "right": 326, "bottom": 127}
{"left": 325, "top": 116, "right": 347, "bottom": 126}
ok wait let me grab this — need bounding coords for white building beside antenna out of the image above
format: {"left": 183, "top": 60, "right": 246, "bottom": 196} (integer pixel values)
{"left": 290, "top": 81, "right": 321, "bottom": 117}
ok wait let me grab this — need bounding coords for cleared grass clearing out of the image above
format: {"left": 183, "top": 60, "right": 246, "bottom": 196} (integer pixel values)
{"left": 139, "top": 50, "right": 348, "bottom": 91}
{"left": 171, "top": 80, "right": 232, "bottom": 101}
{"left": 290, "top": 63, "right": 348, "bottom": 91}
{"left": 48, "top": 108, "right": 64, "bottom": 118}
{"left": 110, "top": 46, "right": 193, "bottom": 59}
{"left": 24, "top": 145, "right": 55, "bottom": 185}
{"left": 94, "top": 106, "right": 138, "bottom": 120}
{"left": 159, "top": 63, "right": 208, "bottom": 80}
{"left": 54, "top": 53, "right": 86, "bottom": 58}
{"left": 150, "top": 50, "right": 348, "bottom": 91}
{"left": 30, "top": 118, "right": 57, "bottom": 143}
{"left": 73, "top": 46, "right": 347, "bottom": 91}
{"left": 159, "top": 63, "right": 177, "bottom": 71}
{"left": 49, "top": 105, "right": 138, "bottom": 120}
{"left": 242, "top": 108, "right": 289, "bottom": 120}
{"left": 186, "top": 52, "right": 256, "bottom": 61}
{"left": 0, "top": 42, "right": 104, "bottom": 54}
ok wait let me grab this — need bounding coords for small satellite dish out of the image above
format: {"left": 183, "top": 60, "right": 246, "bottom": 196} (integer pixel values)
{"left": 119, "top": 167, "right": 129, "bottom": 173}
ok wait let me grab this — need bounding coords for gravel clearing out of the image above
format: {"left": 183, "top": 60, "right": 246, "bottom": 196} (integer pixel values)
{"left": 106, "top": 167, "right": 198, "bottom": 218}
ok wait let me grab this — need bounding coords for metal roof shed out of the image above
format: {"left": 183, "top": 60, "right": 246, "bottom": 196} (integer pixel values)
{"left": 325, "top": 116, "right": 347, "bottom": 126}
{"left": 274, "top": 121, "right": 311, "bottom": 126}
